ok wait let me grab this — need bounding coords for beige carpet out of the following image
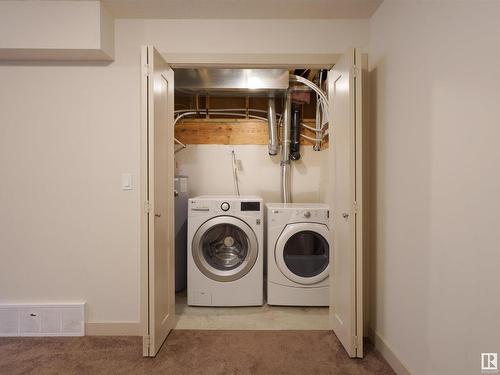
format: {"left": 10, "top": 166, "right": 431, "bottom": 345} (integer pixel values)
{"left": 0, "top": 330, "right": 395, "bottom": 375}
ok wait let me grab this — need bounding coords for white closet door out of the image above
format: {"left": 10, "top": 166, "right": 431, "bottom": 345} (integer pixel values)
{"left": 329, "top": 48, "right": 363, "bottom": 358}
{"left": 142, "top": 46, "right": 175, "bottom": 357}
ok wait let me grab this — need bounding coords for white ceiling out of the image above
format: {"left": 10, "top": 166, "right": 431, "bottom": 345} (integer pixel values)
{"left": 102, "top": 0, "right": 383, "bottom": 19}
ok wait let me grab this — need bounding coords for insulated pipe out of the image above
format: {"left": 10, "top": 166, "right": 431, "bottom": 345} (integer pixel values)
{"left": 281, "top": 90, "right": 292, "bottom": 203}
{"left": 267, "top": 98, "right": 278, "bottom": 155}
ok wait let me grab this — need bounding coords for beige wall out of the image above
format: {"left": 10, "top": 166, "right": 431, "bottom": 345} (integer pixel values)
{"left": 369, "top": 1, "right": 500, "bottom": 374}
{"left": 0, "top": 1, "right": 101, "bottom": 49}
{"left": 0, "top": 18, "right": 368, "bottom": 325}
{"left": 175, "top": 145, "right": 326, "bottom": 203}
{"left": 118, "top": 18, "right": 369, "bottom": 55}
{"left": 0, "top": 0, "right": 114, "bottom": 60}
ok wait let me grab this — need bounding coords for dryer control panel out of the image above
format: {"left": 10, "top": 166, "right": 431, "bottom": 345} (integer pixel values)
{"left": 291, "top": 209, "right": 328, "bottom": 221}
{"left": 266, "top": 203, "right": 330, "bottom": 225}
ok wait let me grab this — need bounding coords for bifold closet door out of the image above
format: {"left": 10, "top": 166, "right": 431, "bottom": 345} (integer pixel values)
{"left": 329, "top": 48, "right": 363, "bottom": 358}
{"left": 142, "top": 46, "right": 175, "bottom": 357}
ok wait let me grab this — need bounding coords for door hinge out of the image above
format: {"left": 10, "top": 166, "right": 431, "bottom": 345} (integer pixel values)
{"left": 354, "top": 336, "right": 358, "bottom": 349}
{"left": 144, "top": 64, "right": 152, "bottom": 76}
{"left": 352, "top": 65, "right": 359, "bottom": 78}
{"left": 353, "top": 201, "right": 358, "bottom": 214}
{"left": 144, "top": 200, "right": 151, "bottom": 214}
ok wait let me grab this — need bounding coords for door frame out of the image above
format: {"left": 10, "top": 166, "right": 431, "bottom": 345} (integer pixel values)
{"left": 140, "top": 46, "right": 149, "bottom": 356}
{"left": 138, "top": 50, "right": 362, "bottom": 353}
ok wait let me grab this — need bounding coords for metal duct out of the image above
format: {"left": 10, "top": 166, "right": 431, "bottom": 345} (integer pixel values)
{"left": 175, "top": 68, "right": 289, "bottom": 97}
{"left": 267, "top": 98, "right": 278, "bottom": 156}
{"left": 281, "top": 90, "right": 292, "bottom": 203}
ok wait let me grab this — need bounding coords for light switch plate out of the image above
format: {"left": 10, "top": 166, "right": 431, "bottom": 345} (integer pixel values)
{"left": 122, "top": 173, "right": 132, "bottom": 191}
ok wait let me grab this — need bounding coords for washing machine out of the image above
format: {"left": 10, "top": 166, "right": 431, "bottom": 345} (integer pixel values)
{"left": 188, "top": 195, "right": 264, "bottom": 306}
{"left": 266, "top": 203, "right": 330, "bottom": 306}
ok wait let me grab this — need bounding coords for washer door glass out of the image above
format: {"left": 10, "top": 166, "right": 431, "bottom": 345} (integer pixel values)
{"left": 201, "top": 223, "right": 249, "bottom": 271}
{"left": 283, "top": 230, "right": 329, "bottom": 278}
{"left": 192, "top": 216, "right": 259, "bottom": 282}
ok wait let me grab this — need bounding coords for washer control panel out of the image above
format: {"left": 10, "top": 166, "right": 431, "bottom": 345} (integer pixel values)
{"left": 190, "top": 197, "right": 263, "bottom": 217}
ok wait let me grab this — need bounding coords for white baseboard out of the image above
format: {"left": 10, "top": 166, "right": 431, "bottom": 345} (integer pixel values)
{"left": 368, "top": 328, "right": 412, "bottom": 375}
{"left": 85, "top": 322, "right": 142, "bottom": 336}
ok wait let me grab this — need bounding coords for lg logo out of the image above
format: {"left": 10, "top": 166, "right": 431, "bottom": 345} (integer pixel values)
{"left": 482, "top": 353, "right": 498, "bottom": 374}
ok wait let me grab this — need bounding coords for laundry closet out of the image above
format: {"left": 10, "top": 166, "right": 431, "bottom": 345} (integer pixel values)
{"left": 140, "top": 47, "right": 363, "bottom": 359}
{"left": 173, "top": 67, "right": 330, "bottom": 324}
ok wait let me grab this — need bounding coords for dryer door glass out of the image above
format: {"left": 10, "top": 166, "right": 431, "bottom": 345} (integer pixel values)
{"left": 201, "top": 223, "right": 249, "bottom": 271}
{"left": 283, "top": 230, "right": 329, "bottom": 278}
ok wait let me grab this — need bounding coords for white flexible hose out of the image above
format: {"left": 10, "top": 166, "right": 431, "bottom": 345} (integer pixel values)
{"left": 231, "top": 149, "right": 240, "bottom": 196}
{"left": 174, "top": 138, "right": 186, "bottom": 147}
{"left": 174, "top": 108, "right": 270, "bottom": 114}
{"left": 300, "top": 122, "right": 319, "bottom": 132}
{"left": 289, "top": 74, "right": 329, "bottom": 149}
{"left": 300, "top": 132, "right": 329, "bottom": 142}
{"left": 174, "top": 111, "right": 269, "bottom": 126}
{"left": 289, "top": 74, "right": 329, "bottom": 130}
{"left": 289, "top": 75, "right": 329, "bottom": 111}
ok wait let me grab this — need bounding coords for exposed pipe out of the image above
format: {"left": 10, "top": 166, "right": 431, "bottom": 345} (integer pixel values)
{"left": 314, "top": 70, "right": 323, "bottom": 151}
{"left": 288, "top": 74, "right": 330, "bottom": 152}
{"left": 267, "top": 98, "right": 278, "bottom": 156}
{"left": 290, "top": 103, "right": 301, "bottom": 161}
{"left": 289, "top": 75, "right": 329, "bottom": 115}
{"left": 174, "top": 111, "right": 268, "bottom": 127}
{"left": 175, "top": 108, "right": 270, "bottom": 114}
{"left": 281, "top": 90, "right": 292, "bottom": 204}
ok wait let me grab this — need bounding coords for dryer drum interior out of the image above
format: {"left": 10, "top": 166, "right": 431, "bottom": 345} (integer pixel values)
{"left": 282, "top": 230, "right": 329, "bottom": 278}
